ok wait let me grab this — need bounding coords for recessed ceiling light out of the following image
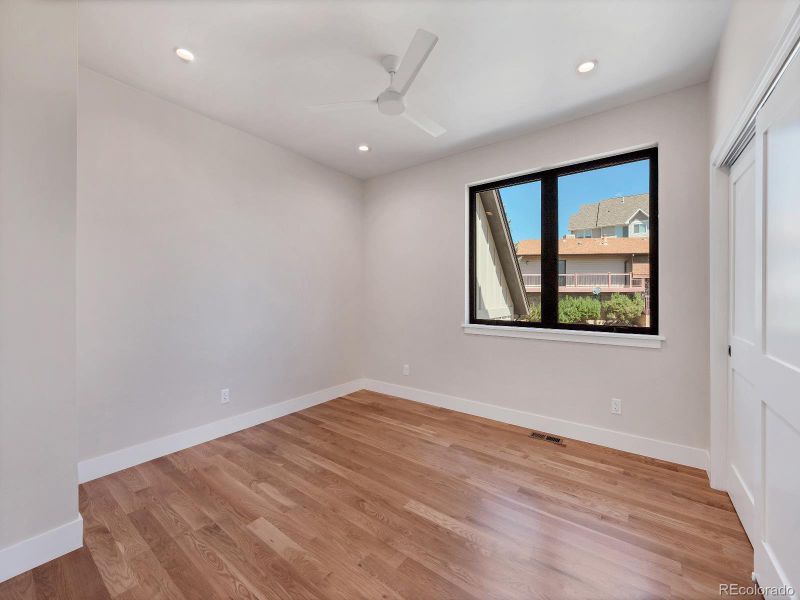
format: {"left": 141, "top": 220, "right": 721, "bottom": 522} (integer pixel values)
{"left": 577, "top": 60, "right": 597, "bottom": 74}
{"left": 357, "top": 144, "right": 370, "bottom": 152}
{"left": 175, "top": 48, "right": 195, "bottom": 63}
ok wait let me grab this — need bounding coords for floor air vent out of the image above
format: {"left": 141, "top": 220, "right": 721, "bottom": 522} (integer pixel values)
{"left": 530, "top": 431, "right": 565, "bottom": 446}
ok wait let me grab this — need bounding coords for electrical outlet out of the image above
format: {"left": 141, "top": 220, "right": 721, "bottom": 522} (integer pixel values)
{"left": 402, "top": 364, "right": 410, "bottom": 376}
{"left": 221, "top": 388, "right": 230, "bottom": 404}
{"left": 611, "top": 398, "right": 622, "bottom": 415}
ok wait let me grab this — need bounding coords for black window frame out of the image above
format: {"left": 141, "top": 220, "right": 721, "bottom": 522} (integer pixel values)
{"left": 468, "top": 147, "right": 658, "bottom": 335}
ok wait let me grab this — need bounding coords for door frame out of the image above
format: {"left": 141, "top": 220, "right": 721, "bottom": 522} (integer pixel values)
{"left": 708, "top": 8, "right": 800, "bottom": 491}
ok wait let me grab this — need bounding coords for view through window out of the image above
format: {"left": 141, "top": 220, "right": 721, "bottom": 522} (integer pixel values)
{"left": 469, "top": 148, "right": 657, "bottom": 334}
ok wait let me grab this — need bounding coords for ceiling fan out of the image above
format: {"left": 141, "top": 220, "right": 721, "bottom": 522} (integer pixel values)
{"left": 309, "top": 29, "right": 446, "bottom": 138}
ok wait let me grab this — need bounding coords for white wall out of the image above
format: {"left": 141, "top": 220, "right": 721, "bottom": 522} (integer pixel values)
{"left": 709, "top": 0, "right": 799, "bottom": 145}
{"left": 364, "top": 84, "right": 710, "bottom": 450}
{"left": 77, "top": 68, "right": 364, "bottom": 461}
{"left": 0, "top": 0, "right": 79, "bottom": 552}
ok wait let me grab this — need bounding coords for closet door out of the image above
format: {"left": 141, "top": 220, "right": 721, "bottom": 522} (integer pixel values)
{"left": 749, "top": 48, "right": 800, "bottom": 599}
{"left": 727, "top": 142, "right": 758, "bottom": 544}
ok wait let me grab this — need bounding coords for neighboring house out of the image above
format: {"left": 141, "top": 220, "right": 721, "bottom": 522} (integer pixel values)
{"left": 516, "top": 237, "right": 650, "bottom": 307}
{"left": 568, "top": 194, "right": 649, "bottom": 238}
{"left": 474, "top": 190, "right": 529, "bottom": 320}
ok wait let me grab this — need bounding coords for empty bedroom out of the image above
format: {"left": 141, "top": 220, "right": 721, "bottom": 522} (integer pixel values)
{"left": 1, "top": 0, "right": 799, "bottom": 598}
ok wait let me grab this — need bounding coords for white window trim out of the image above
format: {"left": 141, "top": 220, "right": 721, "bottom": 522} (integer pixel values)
{"left": 462, "top": 323, "right": 664, "bottom": 348}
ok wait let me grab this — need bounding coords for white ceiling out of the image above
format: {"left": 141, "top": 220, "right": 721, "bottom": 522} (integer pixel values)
{"left": 79, "top": 0, "right": 730, "bottom": 179}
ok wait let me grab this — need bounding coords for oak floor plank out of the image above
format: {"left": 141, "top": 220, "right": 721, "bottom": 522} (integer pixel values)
{"left": 0, "top": 571, "right": 37, "bottom": 600}
{"left": 126, "top": 508, "right": 218, "bottom": 600}
{"left": 59, "top": 548, "right": 112, "bottom": 600}
{"left": 81, "top": 523, "right": 138, "bottom": 597}
{"left": 29, "top": 560, "right": 68, "bottom": 600}
{"left": 124, "top": 548, "right": 187, "bottom": 600}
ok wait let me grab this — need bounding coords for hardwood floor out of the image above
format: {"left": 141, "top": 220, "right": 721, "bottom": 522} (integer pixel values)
{"left": 0, "top": 391, "right": 757, "bottom": 599}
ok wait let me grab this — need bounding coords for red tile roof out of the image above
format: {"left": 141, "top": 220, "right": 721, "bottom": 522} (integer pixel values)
{"left": 515, "top": 237, "right": 649, "bottom": 256}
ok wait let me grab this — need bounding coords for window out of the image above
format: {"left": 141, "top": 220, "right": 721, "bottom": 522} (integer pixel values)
{"left": 468, "top": 147, "right": 658, "bottom": 335}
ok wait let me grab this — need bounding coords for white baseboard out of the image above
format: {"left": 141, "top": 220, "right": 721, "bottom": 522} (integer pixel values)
{"left": 78, "top": 379, "right": 366, "bottom": 483}
{"left": 0, "top": 516, "right": 83, "bottom": 584}
{"left": 361, "top": 379, "right": 709, "bottom": 470}
{"left": 78, "top": 376, "right": 708, "bottom": 482}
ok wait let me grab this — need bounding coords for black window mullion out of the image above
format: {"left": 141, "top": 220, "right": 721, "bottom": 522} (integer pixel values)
{"left": 648, "top": 152, "right": 659, "bottom": 333}
{"left": 540, "top": 172, "right": 558, "bottom": 327}
{"left": 468, "top": 191, "right": 477, "bottom": 324}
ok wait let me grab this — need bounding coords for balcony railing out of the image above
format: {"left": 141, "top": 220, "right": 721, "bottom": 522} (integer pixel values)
{"left": 522, "top": 272, "right": 648, "bottom": 291}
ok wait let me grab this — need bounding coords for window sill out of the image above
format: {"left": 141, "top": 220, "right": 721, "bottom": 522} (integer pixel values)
{"left": 462, "top": 323, "right": 665, "bottom": 348}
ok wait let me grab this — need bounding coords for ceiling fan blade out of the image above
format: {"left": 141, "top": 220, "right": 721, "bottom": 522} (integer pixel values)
{"left": 403, "top": 109, "right": 446, "bottom": 138}
{"left": 391, "top": 29, "right": 438, "bottom": 96}
{"left": 308, "top": 100, "right": 376, "bottom": 113}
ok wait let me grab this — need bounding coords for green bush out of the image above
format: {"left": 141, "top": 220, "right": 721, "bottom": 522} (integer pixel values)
{"left": 558, "top": 296, "right": 601, "bottom": 324}
{"left": 602, "top": 293, "right": 645, "bottom": 325}
{"left": 526, "top": 303, "right": 542, "bottom": 322}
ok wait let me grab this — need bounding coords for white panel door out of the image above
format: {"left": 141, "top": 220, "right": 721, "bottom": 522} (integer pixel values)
{"left": 727, "top": 142, "right": 758, "bottom": 544}
{"left": 747, "top": 48, "right": 800, "bottom": 600}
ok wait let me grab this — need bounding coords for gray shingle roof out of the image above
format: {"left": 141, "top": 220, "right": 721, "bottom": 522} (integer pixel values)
{"left": 567, "top": 194, "right": 649, "bottom": 231}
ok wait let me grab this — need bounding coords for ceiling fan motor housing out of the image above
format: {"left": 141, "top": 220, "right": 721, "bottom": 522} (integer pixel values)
{"left": 377, "top": 89, "right": 405, "bottom": 115}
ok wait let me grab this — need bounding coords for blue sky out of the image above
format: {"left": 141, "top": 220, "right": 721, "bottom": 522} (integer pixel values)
{"left": 498, "top": 159, "right": 649, "bottom": 242}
